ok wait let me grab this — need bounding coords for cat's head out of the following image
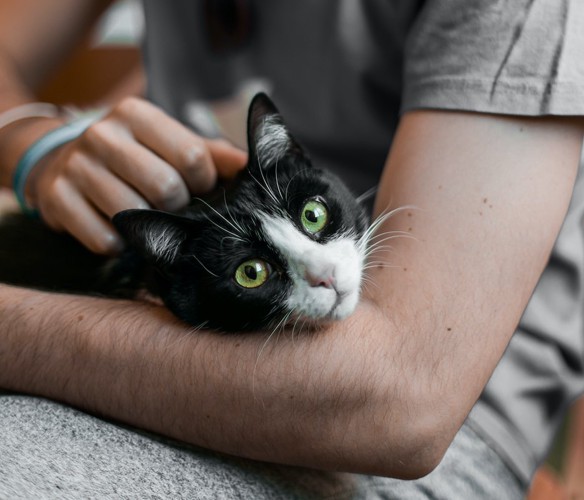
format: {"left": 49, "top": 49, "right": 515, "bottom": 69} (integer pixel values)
{"left": 113, "top": 93, "right": 368, "bottom": 331}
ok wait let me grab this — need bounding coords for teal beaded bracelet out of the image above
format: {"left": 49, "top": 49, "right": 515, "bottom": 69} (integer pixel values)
{"left": 12, "top": 115, "right": 98, "bottom": 217}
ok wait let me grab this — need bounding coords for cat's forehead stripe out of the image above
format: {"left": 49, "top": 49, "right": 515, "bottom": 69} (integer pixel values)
{"left": 261, "top": 215, "right": 316, "bottom": 260}
{"left": 260, "top": 214, "right": 361, "bottom": 277}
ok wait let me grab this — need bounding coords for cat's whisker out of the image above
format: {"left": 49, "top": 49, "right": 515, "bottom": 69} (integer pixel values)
{"left": 361, "top": 232, "right": 413, "bottom": 253}
{"left": 366, "top": 233, "right": 415, "bottom": 248}
{"left": 164, "top": 321, "right": 209, "bottom": 352}
{"left": 202, "top": 214, "right": 244, "bottom": 242}
{"left": 361, "top": 230, "right": 417, "bottom": 258}
{"left": 249, "top": 167, "right": 281, "bottom": 207}
{"left": 194, "top": 197, "right": 246, "bottom": 239}
{"left": 190, "top": 254, "right": 219, "bottom": 278}
{"left": 365, "top": 238, "right": 400, "bottom": 251}
{"left": 222, "top": 189, "right": 246, "bottom": 236}
{"left": 250, "top": 172, "right": 280, "bottom": 206}
{"left": 356, "top": 186, "right": 377, "bottom": 204}
{"left": 299, "top": 318, "right": 310, "bottom": 337}
{"left": 252, "top": 310, "right": 293, "bottom": 400}
{"left": 258, "top": 155, "right": 284, "bottom": 204}
{"left": 203, "top": 213, "right": 246, "bottom": 242}
{"left": 358, "top": 205, "right": 418, "bottom": 251}
{"left": 360, "top": 275, "right": 380, "bottom": 291}
{"left": 290, "top": 313, "right": 304, "bottom": 344}
{"left": 363, "top": 245, "right": 397, "bottom": 259}
{"left": 362, "top": 262, "right": 402, "bottom": 271}
{"left": 363, "top": 259, "right": 396, "bottom": 266}
{"left": 366, "top": 229, "right": 412, "bottom": 240}
{"left": 274, "top": 159, "right": 285, "bottom": 201}
{"left": 288, "top": 308, "right": 301, "bottom": 342}
{"left": 284, "top": 168, "right": 312, "bottom": 201}
{"left": 220, "top": 235, "right": 247, "bottom": 249}
{"left": 364, "top": 239, "right": 413, "bottom": 258}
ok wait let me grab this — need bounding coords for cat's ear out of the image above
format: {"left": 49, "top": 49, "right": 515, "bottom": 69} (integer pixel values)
{"left": 246, "top": 92, "right": 307, "bottom": 170}
{"left": 113, "top": 209, "right": 195, "bottom": 264}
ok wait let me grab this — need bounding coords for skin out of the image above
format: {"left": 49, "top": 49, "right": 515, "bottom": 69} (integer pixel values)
{"left": 0, "top": 0, "right": 583, "bottom": 479}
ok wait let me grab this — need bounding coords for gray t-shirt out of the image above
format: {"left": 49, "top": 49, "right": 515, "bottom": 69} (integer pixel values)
{"left": 142, "top": 0, "right": 584, "bottom": 483}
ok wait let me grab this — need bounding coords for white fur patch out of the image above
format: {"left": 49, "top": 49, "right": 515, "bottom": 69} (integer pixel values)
{"left": 255, "top": 115, "right": 290, "bottom": 167}
{"left": 261, "top": 215, "right": 363, "bottom": 321}
{"left": 145, "top": 225, "right": 182, "bottom": 262}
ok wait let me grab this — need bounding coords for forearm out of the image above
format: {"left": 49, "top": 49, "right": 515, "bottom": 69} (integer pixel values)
{"left": 0, "top": 283, "right": 433, "bottom": 478}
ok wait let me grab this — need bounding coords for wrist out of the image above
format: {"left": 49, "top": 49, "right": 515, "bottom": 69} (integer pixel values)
{"left": 12, "top": 114, "right": 100, "bottom": 215}
{"left": 0, "top": 116, "right": 65, "bottom": 187}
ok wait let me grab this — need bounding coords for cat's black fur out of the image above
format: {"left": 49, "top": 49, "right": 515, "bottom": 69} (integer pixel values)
{"left": 0, "top": 94, "right": 368, "bottom": 331}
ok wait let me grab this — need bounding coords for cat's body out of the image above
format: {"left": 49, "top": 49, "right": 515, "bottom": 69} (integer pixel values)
{"left": 0, "top": 94, "right": 370, "bottom": 331}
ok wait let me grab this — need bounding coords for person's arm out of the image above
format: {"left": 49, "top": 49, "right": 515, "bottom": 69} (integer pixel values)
{"left": 0, "top": 0, "right": 247, "bottom": 254}
{"left": 0, "top": 0, "right": 112, "bottom": 183}
{"left": 2, "top": 111, "right": 581, "bottom": 478}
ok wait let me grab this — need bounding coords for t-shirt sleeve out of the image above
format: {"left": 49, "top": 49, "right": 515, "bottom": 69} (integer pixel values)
{"left": 402, "top": 0, "right": 584, "bottom": 116}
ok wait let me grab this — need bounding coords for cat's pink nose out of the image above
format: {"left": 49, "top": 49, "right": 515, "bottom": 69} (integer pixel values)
{"left": 305, "top": 270, "right": 336, "bottom": 289}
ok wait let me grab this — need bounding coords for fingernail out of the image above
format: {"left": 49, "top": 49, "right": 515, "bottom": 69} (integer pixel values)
{"left": 105, "top": 232, "right": 125, "bottom": 253}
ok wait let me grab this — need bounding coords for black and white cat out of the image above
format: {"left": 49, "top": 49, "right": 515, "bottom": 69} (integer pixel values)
{"left": 0, "top": 94, "right": 378, "bottom": 332}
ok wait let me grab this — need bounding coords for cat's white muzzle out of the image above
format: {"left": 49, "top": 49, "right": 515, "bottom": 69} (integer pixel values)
{"left": 262, "top": 215, "right": 363, "bottom": 322}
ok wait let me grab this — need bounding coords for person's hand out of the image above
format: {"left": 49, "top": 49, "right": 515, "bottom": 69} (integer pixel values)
{"left": 26, "top": 97, "right": 248, "bottom": 254}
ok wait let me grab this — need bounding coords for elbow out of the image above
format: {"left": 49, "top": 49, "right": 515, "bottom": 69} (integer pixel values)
{"left": 352, "top": 383, "right": 458, "bottom": 479}
{"left": 390, "top": 422, "right": 451, "bottom": 480}
{"left": 365, "top": 417, "right": 451, "bottom": 480}
{"left": 338, "top": 415, "right": 449, "bottom": 479}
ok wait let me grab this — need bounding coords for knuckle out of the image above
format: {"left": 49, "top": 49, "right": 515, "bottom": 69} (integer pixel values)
{"left": 82, "top": 121, "right": 111, "bottom": 146}
{"left": 116, "top": 96, "right": 144, "bottom": 117}
{"left": 38, "top": 182, "right": 66, "bottom": 225}
{"left": 48, "top": 177, "right": 68, "bottom": 200}
{"left": 65, "top": 149, "right": 84, "bottom": 168}
{"left": 62, "top": 150, "right": 85, "bottom": 177}
{"left": 152, "top": 173, "right": 186, "bottom": 207}
{"left": 178, "top": 144, "right": 206, "bottom": 170}
{"left": 179, "top": 145, "right": 217, "bottom": 191}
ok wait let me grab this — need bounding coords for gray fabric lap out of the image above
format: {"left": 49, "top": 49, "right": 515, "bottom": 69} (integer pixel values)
{"left": 0, "top": 395, "right": 523, "bottom": 499}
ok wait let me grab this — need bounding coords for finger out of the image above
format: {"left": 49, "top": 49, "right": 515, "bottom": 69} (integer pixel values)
{"left": 122, "top": 100, "right": 217, "bottom": 193}
{"left": 42, "top": 179, "right": 124, "bottom": 255}
{"left": 83, "top": 122, "right": 190, "bottom": 211}
{"left": 116, "top": 98, "right": 246, "bottom": 191}
{"left": 68, "top": 151, "right": 150, "bottom": 218}
{"left": 205, "top": 138, "right": 248, "bottom": 179}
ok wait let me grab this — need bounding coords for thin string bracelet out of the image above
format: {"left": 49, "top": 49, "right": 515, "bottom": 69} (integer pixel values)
{"left": 12, "top": 115, "right": 99, "bottom": 217}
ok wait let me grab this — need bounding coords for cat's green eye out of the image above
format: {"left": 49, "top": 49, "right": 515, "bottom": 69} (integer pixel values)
{"left": 235, "top": 259, "right": 269, "bottom": 288}
{"left": 301, "top": 199, "right": 329, "bottom": 234}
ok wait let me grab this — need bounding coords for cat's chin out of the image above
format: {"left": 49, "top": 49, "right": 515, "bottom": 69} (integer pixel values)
{"left": 327, "top": 291, "right": 360, "bottom": 321}
{"left": 286, "top": 290, "right": 360, "bottom": 328}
